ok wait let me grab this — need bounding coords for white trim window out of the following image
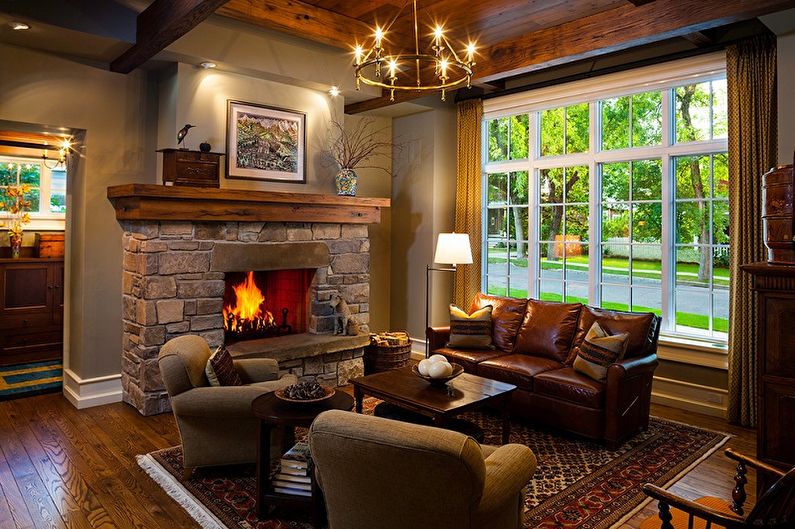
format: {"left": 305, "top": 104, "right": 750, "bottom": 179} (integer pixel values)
{"left": 0, "top": 155, "right": 66, "bottom": 230}
{"left": 482, "top": 53, "right": 729, "bottom": 343}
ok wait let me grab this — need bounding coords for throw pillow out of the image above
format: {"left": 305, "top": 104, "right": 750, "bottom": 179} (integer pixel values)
{"left": 573, "top": 322, "right": 629, "bottom": 382}
{"left": 206, "top": 347, "right": 243, "bottom": 387}
{"left": 448, "top": 304, "right": 494, "bottom": 349}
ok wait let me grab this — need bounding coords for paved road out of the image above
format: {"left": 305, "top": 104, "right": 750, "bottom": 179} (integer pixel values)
{"left": 487, "top": 262, "right": 728, "bottom": 320}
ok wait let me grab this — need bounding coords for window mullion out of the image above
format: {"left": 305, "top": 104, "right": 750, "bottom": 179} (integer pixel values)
{"left": 589, "top": 101, "right": 599, "bottom": 307}
{"left": 661, "top": 88, "right": 675, "bottom": 332}
{"left": 528, "top": 111, "right": 539, "bottom": 300}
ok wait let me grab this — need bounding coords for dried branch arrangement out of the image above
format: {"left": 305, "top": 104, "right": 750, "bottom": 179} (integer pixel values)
{"left": 327, "top": 117, "right": 393, "bottom": 174}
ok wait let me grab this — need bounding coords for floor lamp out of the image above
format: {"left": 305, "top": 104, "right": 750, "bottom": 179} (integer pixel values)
{"left": 425, "top": 233, "right": 473, "bottom": 358}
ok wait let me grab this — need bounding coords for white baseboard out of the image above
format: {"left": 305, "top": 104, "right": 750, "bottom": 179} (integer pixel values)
{"left": 651, "top": 375, "right": 727, "bottom": 418}
{"left": 410, "top": 337, "right": 426, "bottom": 359}
{"left": 63, "top": 369, "right": 123, "bottom": 409}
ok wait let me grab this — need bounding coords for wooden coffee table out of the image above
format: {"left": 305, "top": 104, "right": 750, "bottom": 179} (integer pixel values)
{"left": 350, "top": 367, "right": 517, "bottom": 444}
{"left": 251, "top": 390, "right": 354, "bottom": 526}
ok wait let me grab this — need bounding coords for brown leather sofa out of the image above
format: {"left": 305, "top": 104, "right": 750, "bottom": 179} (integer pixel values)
{"left": 427, "top": 293, "right": 661, "bottom": 448}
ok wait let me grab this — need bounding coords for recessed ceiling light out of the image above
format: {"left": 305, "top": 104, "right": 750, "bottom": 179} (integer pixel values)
{"left": 200, "top": 61, "right": 216, "bottom": 69}
{"left": 329, "top": 86, "right": 340, "bottom": 97}
{"left": 9, "top": 21, "right": 30, "bottom": 31}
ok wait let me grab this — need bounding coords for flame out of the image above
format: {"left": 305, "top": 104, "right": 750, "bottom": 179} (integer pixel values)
{"left": 223, "top": 271, "right": 275, "bottom": 334}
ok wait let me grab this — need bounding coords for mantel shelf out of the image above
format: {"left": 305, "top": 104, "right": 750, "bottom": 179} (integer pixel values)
{"left": 107, "top": 184, "right": 390, "bottom": 224}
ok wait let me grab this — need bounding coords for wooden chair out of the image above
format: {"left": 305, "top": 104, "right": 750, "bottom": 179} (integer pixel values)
{"left": 641, "top": 448, "right": 795, "bottom": 529}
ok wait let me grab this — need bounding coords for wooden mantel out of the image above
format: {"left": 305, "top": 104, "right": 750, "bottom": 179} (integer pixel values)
{"left": 107, "top": 184, "right": 390, "bottom": 224}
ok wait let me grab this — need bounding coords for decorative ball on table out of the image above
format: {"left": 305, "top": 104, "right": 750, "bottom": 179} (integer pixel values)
{"left": 199, "top": 141, "right": 211, "bottom": 153}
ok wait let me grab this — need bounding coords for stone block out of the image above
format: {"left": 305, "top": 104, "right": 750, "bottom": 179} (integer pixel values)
{"left": 309, "top": 315, "right": 336, "bottom": 334}
{"left": 122, "top": 296, "right": 136, "bottom": 321}
{"left": 311, "top": 301, "right": 334, "bottom": 317}
{"left": 160, "top": 222, "right": 193, "bottom": 236}
{"left": 326, "top": 240, "right": 360, "bottom": 254}
{"left": 203, "top": 272, "right": 225, "bottom": 280}
{"left": 166, "top": 321, "right": 190, "bottom": 334}
{"left": 143, "top": 277, "right": 177, "bottom": 299}
{"left": 126, "top": 238, "right": 141, "bottom": 253}
{"left": 316, "top": 373, "right": 338, "bottom": 386}
{"left": 225, "top": 223, "right": 239, "bottom": 241}
{"left": 141, "top": 240, "right": 168, "bottom": 253}
{"left": 290, "top": 367, "right": 304, "bottom": 378}
{"left": 195, "top": 223, "right": 227, "bottom": 240}
{"left": 240, "top": 222, "right": 265, "bottom": 235}
{"left": 178, "top": 280, "right": 225, "bottom": 298}
{"left": 316, "top": 290, "right": 335, "bottom": 302}
{"left": 280, "top": 359, "right": 303, "bottom": 369}
{"left": 324, "top": 361, "right": 337, "bottom": 374}
{"left": 184, "top": 300, "right": 197, "bottom": 316}
{"left": 258, "top": 224, "right": 287, "bottom": 242}
{"left": 341, "top": 225, "right": 368, "bottom": 239}
{"left": 166, "top": 241, "right": 199, "bottom": 251}
{"left": 340, "top": 283, "right": 369, "bottom": 303}
{"left": 157, "top": 299, "right": 184, "bottom": 324}
{"left": 136, "top": 300, "right": 158, "bottom": 326}
{"left": 197, "top": 298, "right": 223, "bottom": 315}
{"left": 159, "top": 252, "right": 210, "bottom": 275}
{"left": 337, "top": 358, "right": 364, "bottom": 386}
{"left": 122, "top": 272, "right": 136, "bottom": 295}
{"left": 323, "top": 352, "right": 342, "bottom": 363}
{"left": 326, "top": 275, "right": 343, "bottom": 285}
{"left": 122, "top": 351, "right": 140, "bottom": 377}
{"left": 128, "top": 223, "right": 159, "bottom": 240}
{"left": 330, "top": 253, "right": 370, "bottom": 274}
{"left": 352, "top": 348, "right": 364, "bottom": 358}
{"left": 286, "top": 227, "right": 312, "bottom": 241}
{"left": 177, "top": 273, "right": 204, "bottom": 280}
{"left": 135, "top": 345, "right": 161, "bottom": 360}
{"left": 312, "top": 223, "right": 341, "bottom": 240}
{"left": 304, "top": 356, "right": 324, "bottom": 375}
{"left": 341, "top": 350, "right": 353, "bottom": 360}
{"left": 139, "top": 359, "right": 165, "bottom": 392}
{"left": 199, "top": 242, "right": 214, "bottom": 250}
{"left": 238, "top": 231, "right": 259, "bottom": 242}
{"left": 360, "top": 240, "right": 370, "bottom": 252}
{"left": 191, "top": 314, "right": 223, "bottom": 331}
{"left": 140, "top": 325, "right": 166, "bottom": 346}
{"left": 199, "top": 329, "right": 224, "bottom": 348}
{"left": 344, "top": 274, "right": 370, "bottom": 284}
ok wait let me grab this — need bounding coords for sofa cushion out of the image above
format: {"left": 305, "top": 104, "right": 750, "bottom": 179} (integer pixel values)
{"left": 477, "top": 355, "right": 563, "bottom": 391}
{"left": 448, "top": 304, "right": 494, "bottom": 349}
{"left": 469, "top": 293, "right": 528, "bottom": 353}
{"left": 568, "top": 306, "right": 656, "bottom": 364}
{"left": 533, "top": 367, "right": 605, "bottom": 408}
{"left": 434, "top": 347, "right": 505, "bottom": 373}
{"left": 513, "top": 300, "right": 582, "bottom": 362}
{"left": 573, "top": 322, "right": 629, "bottom": 381}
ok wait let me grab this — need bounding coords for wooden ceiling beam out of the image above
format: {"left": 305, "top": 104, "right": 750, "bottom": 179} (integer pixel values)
{"left": 110, "top": 0, "right": 231, "bottom": 73}
{"left": 217, "top": 0, "right": 372, "bottom": 50}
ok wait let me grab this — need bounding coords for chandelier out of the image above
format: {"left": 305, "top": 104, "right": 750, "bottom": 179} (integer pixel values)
{"left": 353, "top": 0, "right": 476, "bottom": 102}
{"left": 41, "top": 139, "right": 71, "bottom": 170}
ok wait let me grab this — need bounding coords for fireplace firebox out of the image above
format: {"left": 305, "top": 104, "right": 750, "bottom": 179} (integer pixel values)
{"left": 223, "top": 269, "right": 312, "bottom": 343}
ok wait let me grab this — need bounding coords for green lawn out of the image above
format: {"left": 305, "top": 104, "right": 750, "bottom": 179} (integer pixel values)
{"left": 485, "top": 285, "right": 728, "bottom": 333}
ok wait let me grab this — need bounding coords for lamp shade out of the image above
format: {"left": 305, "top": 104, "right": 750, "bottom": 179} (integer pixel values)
{"left": 434, "top": 232, "right": 473, "bottom": 265}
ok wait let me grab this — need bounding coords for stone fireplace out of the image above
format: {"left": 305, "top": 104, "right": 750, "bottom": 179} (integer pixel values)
{"left": 109, "top": 184, "right": 389, "bottom": 415}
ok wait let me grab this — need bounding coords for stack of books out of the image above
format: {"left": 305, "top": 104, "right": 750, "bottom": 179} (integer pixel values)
{"left": 272, "top": 442, "right": 312, "bottom": 497}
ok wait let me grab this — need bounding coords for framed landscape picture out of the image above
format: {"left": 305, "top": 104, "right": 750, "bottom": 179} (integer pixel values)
{"left": 226, "top": 100, "right": 306, "bottom": 183}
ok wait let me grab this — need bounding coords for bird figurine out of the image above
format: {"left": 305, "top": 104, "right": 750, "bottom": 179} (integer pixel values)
{"left": 177, "top": 124, "right": 195, "bottom": 149}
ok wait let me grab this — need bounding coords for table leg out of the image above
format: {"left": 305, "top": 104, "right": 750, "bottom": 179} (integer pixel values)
{"left": 501, "top": 397, "right": 512, "bottom": 445}
{"left": 354, "top": 385, "right": 363, "bottom": 414}
{"left": 255, "top": 420, "right": 272, "bottom": 519}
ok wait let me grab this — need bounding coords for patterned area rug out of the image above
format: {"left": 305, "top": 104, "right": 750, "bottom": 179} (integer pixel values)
{"left": 138, "top": 399, "right": 729, "bottom": 529}
{"left": 0, "top": 360, "right": 63, "bottom": 400}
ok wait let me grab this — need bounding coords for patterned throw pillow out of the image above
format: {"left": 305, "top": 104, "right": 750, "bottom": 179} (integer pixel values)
{"left": 447, "top": 304, "right": 494, "bottom": 349}
{"left": 573, "top": 322, "right": 629, "bottom": 381}
{"left": 205, "top": 347, "right": 243, "bottom": 387}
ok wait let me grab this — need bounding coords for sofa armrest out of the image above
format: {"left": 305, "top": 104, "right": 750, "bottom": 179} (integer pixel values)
{"left": 607, "top": 353, "right": 658, "bottom": 381}
{"left": 426, "top": 326, "right": 451, "bottom": 352}
{"left": 171, "top": 385, "right": 272, "bottom": 418}
{"left": 476, "top": 444, "right": 536, "bottom": 520}
{"left": 233, "top": 358, "right": 280, "bottom": 384}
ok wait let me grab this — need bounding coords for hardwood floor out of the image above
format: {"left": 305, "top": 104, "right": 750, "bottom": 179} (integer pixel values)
{"left": 0, "top": 393, "right": 756, "bottom": 529}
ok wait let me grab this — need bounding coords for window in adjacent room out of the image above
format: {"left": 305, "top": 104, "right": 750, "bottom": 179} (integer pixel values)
{"left": 0, "top": 156, "right": 67, "bottom": 228}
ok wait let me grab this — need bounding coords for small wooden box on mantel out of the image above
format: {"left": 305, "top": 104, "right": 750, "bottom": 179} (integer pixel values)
{"left": 158, "top": 148, "right": 223, "bottom": 188}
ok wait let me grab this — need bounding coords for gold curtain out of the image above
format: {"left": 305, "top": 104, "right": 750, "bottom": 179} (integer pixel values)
{"left": 727, "top": 35, "right": 778, "bottom": 427}
{"left": 453, "top": 99, "right": 483, "bottom": 308}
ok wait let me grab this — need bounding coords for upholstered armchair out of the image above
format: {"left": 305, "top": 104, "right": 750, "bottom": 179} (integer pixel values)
{"left": 158, "top": 335, "right": 297, "bottom": 475}
{"left": 309, "top": 410, "right": 537, "bottom": 529}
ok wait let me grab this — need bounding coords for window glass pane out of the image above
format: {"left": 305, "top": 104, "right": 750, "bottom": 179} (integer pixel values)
{"left": 0, "top": 164, "right": 15, "bottom": 186}
{"left": 509, "top": 115, "right": 529, "bottom": 160}
{"left": 675, "top": 287, "right": 711, "bottom": 335}
{"left": 675, "top": 155, "right": 711, "bottom": 199}
{"left": 676, "top": 245, "right": 710, "bottom": 288}
{"left": 602, "top": 206, "right": 629, "bottom": 242}
{"left": 712, "top": 79, "right": 728, "bottom": 139}
{"left": 487, "top": 172, "right": 507, "bottom": 204}
{"left": 601, "top": 244, "right": 630, "bottom": 284}
{"left": 539, "top": 242, "right": 562, "bottom": 278}
{"left": 487, "top": 208, "right": 507, "bottom": 237}
{"left": 713, "top": 201, "right": 729, "bottom": 244}
{"left": 487, "top": 117, "right": 508, "bottom": 161}
{"left": 509, "top": 245, "right": 529, "bottom": 297}
{"left": 631, "top": 246, "right": 661, "bottom": 284}
{"left": 565, "top": 165, "right": 589, "bottom": 203}
{"left": 631, "top": 286, "right": 661, "bottom": 315}
{"left": 675, "top": 202, "right": 708, "bottom": 244}
{"left": 675, "top": 83, "right": 710, "bottom": 143}
{"left": 601, "top": 284, "right": 630, "bottom": 311}
{"left": 509, "top": 207, "right": 528, "bottom": 243}
{"left": 27, "top": 188, "right": 40, "bottom": 211}
{"left": 564, "top": 243, "right": 589, "bottom": 281}
{"left": 538, "top": 279, "right": 563, "bottom": 302}
{"left": 0, "top": 188, "right": 9, "bottom": 211}
{"left": 50, "top": 168, "right": 67, "bottom": 213}
{"left": 713, "top": 247, "right": 730, "bottom": 288}
{"left": 486, "top": 276, "right": 508, "bottom": 297}
{"left": 509, "top": 171, "right": 528, "bottom": 204}
{"left": 713, "top": 288, "right": 729, "bottom": 335}
{"left": 566, "top": 103, "right": 589, "bottom": 154}
{"left": 565, "top": 282, "right": 588, "bottom": 303}
{"left": 540, "top": 168, "right": 564, "bottom": 203}
{"left": 601, "top": 96, "right": 630, "bottom": 151}
{"left": 565, "top": 205, "right": 589, "bottom": 241}
{"left": 540, "top": 205, "right": 563, "bottom": 242}
{"left": 19, "top": 164, "right": 40, "bottom": 186}
{"left": 540, "top": 107, "right": 564, "bottom": 156}
{"left": 486, "top": 240, "right": 508, "bottom": 276}
{"left": 631, "top": 91, "right": 662, "bottom": 146}
{"left": 602, "top": 162, "right": 629, "bottom": 202}
{"left": 632, "top": 203, "right": 662, "bottom": 243}
{"left": 714, "top": 153, "right": 728, "bottom": 198}
{"left": 632, "top": 159, "right": 662, "bottom": 200}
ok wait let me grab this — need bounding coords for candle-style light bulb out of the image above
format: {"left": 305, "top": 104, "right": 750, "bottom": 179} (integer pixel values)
{"left": 466, "top": 42, "right": 476, "bottom": 62}
{"left": 354, "top": 45, "right": 364, "bottom": 65}
{"left": 433, "top": 25, "right": 443, "bottom": 43}
{"left": 374, "top": 26, "right": 384, "bottom": 48}
{"left": 388, "top": 57, "right": 398, "bottom": 76}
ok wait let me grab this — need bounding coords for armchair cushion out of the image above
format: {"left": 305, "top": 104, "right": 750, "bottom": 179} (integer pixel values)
{"left": 206, "top": 347, "right": 243, "bottom": 386}
{"left": 469, "top": 293, "right": 528, "bottom": 353}
{"left": 171, "top": 385, "right": 274, "bottom": 418}
{"left": 476, "top": 443, "right": 537, "bottom": 523}
{"left": 478, "top": 354, "right": 563, "bottom": 391}
{"left": 434, "top": 347, "right": 506, "bottom": 373}
{"left": 233, "top": 358, "right": 280, "bottom": 383}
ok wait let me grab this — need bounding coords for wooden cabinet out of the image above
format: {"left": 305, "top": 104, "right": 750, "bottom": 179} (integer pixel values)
{"left": 158, "top": 148, "right": 222, "bottom": 187}
{"left": 0, "top": 258, "right": 63, "bottom": 366}
{"left": 742, "top": 262, "right": 795, "bottom": 484}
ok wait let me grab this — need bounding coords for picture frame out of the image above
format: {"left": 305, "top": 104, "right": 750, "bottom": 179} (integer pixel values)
{"left": 226, "top": 100, "right": 306, "bottom": 183}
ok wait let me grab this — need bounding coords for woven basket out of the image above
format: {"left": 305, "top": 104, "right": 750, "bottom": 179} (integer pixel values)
{"left": 365, "top": 333, "right": 412, "bottom": 374}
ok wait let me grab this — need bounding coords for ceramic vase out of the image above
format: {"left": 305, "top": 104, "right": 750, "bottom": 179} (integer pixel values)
{"left": 335, "top": 168, "right": 358, "bottom": 196}
{"left": 10, "top": 235, "right": 21, "bottom": 259}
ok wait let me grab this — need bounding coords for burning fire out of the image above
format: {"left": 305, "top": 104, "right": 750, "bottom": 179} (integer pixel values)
{"left": 223, "top": 271, "right": 275, "bottom": 334}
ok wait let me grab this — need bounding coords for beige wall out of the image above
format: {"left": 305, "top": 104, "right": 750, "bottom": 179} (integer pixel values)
{"left": 778, "top": 32, "right": 795, "bottom": 164}
{"left": 390, "top": 106, "right": 457, "bottom": 340}
{"left": 0, "top": 42, "right": 158, "bottom": 379}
